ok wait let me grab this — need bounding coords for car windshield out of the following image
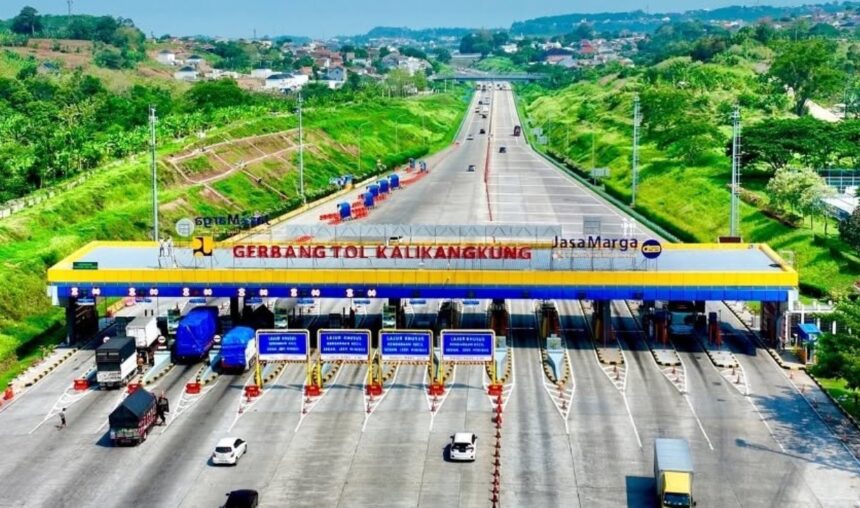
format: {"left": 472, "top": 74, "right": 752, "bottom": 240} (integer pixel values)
{"left": 663, "top": 493, "right": 691, "bottom": 507}
{"left": 452, "top": 443, "right": 472, "bottom": 451}
{"left": 215, "top": 446, "right": 233, "bottom": 453}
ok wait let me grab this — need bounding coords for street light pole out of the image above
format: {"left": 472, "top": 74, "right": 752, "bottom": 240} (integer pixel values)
{"left": 297, "top": 92, "right": 305, "bottom": 204}
{"left": 149, "top": 106, "right": 158, "bottom": 241}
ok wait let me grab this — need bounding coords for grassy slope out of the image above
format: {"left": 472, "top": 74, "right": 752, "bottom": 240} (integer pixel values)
{"left": 474, "top": 56, "right": 522, "bottom": 73}
{"left": 0, "top": 89, "right": 468, "bottom": 388}
{"left": 817, "top": 377, "right": 860, "bottom": 421}
{"left": 517, "top": 71, "right": 859, "bottom": 297}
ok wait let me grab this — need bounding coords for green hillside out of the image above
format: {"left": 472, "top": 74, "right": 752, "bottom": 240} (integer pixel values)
{"left": 0, "top": 86, "right": 468, "bottom": 388}
{"left": 517, "top": 41, "right": 859, "bottom": 298}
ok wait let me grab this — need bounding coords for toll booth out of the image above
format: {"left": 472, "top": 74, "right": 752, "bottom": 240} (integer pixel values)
{"left": 363, "top": 192, "right": 375, "bottom": 209}
{"left": 761, "top": 301, "right": 787, "bottom": 348}
{"left": 378, "top": 179, "right": 390, "bottom": 194}
{"left": 367, "top": 184, "right": 380, "bottom": 198}
{"left": 388, "top": 174, "right": 400, "bottom": 189}
{"left": 795, "top": 322, "right": 821, "bottom": 364}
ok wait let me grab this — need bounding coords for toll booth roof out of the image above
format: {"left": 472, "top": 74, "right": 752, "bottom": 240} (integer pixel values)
{"left": 54, "top": 242, "right": 788, "bottom": 273}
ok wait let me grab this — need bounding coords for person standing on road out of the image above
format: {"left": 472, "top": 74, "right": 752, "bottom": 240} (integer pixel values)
{"left": 58, "top": 408, "right": 66, "bottom": 429}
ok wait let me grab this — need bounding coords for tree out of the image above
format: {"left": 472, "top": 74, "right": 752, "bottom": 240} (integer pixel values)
{"left": 184, "top": 79, "right": 249, "bottom": 111}
{"left": 839, "top": 206, "right": 860, "bottom": 252}
{"left": 766, "top": 166, "right": 831, "bottom": 227}
{"left": 11, "top": 6, "right": 42, "bottom": 36}
{"left": 812, "top": 299, "right": 860, "bottom": 408}
{"left": 432, "top": 48, "right": 451, "bottom": 64}
{"left": 769, "top": 39, "right": 846, "bottom": 116}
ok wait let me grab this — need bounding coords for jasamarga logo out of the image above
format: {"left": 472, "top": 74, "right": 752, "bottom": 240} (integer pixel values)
{"left": 194, "top": 213, "right": 269, "bottom": 228}
{"left": 552, "top": 236, "right": 638, "bottom": 251}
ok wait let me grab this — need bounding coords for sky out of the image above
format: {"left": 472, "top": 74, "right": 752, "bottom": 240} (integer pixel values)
{"left": 0, "top": 0, "right": 818, "bottom": 38}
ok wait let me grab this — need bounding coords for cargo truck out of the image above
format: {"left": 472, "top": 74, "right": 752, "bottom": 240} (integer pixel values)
{"left": 174, "top": 306, "right": 220, "bottom": 363}
{"left": 96, "top": 337, "right": 138, "bottom": 389}
{"left": 220, "top": 326, "right": 257, "bottom": 372}
{"left": 108, "top": 388, "right": 157, "bottom": 446}
{"left": 654, "top": 438, "right": 695, "bottom": 507}
{"left": 126, "top": 315, "right": 160, "bottom": 364}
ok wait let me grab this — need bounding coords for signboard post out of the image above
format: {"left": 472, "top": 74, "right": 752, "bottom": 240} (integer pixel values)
{"left": 379, "top": 330, "right": 432, "bottom": 362}
{"left": 318, "top": 329, "right": 371, "bottom": 362}
{"left": 440, "top": 330, "right": 495, "bottom": 363}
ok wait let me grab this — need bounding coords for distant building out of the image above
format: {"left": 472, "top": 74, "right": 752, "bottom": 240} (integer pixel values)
{"left": 173, "top": 66, "right": 198, "bottom": 81}
{"left": 156, "top": 49, "right": 176, "bottom": 66}
{"left": 297, "top": 66, "right": 314, "bottom": 76}
{"left": 251, "top": 68, "right": 274, "bottom": 79}
{"left": 264, "top": 73, "right": 310, "bottom": 92}
{"left": 327, "top": 66, "right": 347, "bottom": 82}
{"left": 500, "top": 44, "right": 518, "bottom": 54}
{"left": 186, "top": 55, "right": 204, "bottom": 67}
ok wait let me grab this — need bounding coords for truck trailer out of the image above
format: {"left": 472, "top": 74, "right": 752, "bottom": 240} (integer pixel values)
{"left": 108, "top": 388, "right": 157, "bottom": 446}
{"left": 96, "top": 337, "right": 137, "bottom": 389}
{"left": 654, "top": 438, "right": 695, "bottom": 508}
{"left": 174, "top": 306, "right": 220, "bottom": 363}
{"left": 220, "top": 326, "right": 257, "bottom": 372}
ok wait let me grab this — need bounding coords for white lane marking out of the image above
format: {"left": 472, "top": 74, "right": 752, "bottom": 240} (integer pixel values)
{"left": 683, "top": 393, "right": 715, "bottom": 451}
{"left": 29, "top": 386, "right": 95, "bottom": 434}
{"left": 227, "top": 364, "right": 289, "bottom": 433}
{"left": 93, "top": 390, "right": 131, "bottom": 434}
{"left": 162, "top": 376, "right": 220, "bottom": 432}
{"left": 294, "top": 361, "right": 345, "bottom": 433}
{"left": 745, "top": 393, "right": 787, "bottom": 454}
{"left": 362, "top": 364, "right": 399, "bottom": 432}
{"left": 428, "top": 365, "right": 456, "bottom": 432}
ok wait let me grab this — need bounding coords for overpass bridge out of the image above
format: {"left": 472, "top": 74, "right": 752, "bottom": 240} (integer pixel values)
{"left": 432, "top": 72, "right": 548, "bottom": 82}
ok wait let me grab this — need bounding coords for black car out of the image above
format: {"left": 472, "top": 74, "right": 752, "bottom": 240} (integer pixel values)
{"left": 499, "top": 146, "right": 507, "bottom": 153}
{"left": 479, "top": 128, "right": 486, "bottom": 134}
{"left": 224, "top": 490, "right": 259, "bottom": 508}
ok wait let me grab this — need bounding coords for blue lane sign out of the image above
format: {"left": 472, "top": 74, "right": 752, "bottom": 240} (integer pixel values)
{"left": 319, "top": 329, "right": 370, "bottom": 361}
{"left": 380, "top": 330, "right": 432, "bottom": 362}
{"left": 257, "top": 330, "right": 309, "bottom": 361}
{"left": 297, "top": 298, "right": 315, "bottom": 305}
{"left": 441, "top": 330, "right": 495, "bottom": 362}
{"left": 462, "top": 299, "right": 480, "bottom": 306}
{"left": 353, "top": 299, "right": 371, "bottom": 305}
{"left": 409, "top": 299, "right": 427, "bottom": 305}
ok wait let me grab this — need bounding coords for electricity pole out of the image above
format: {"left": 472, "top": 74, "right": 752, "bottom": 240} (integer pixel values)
{"left": 149, "top": 107, "right": 159, "bottom": 241}
{"left": 730, "top": 105, "right": 742, "bottom": 239}
{"left": 67, "top": 0, "right": 73, "bottom": 15}
{"left": 297, "top": 93, "right": 305, "bottom": 203}
{"left": 631, "top": 94, "right": 641, "bottom": 207}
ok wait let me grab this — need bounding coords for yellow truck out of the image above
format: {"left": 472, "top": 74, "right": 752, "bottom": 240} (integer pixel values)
{"left": 654, "top": 438, "right": 695, "bottom": 507}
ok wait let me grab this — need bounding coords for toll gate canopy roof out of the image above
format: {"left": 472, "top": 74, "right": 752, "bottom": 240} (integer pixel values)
{"left": 47, "top": 236, "right": 798, "bottom": 302}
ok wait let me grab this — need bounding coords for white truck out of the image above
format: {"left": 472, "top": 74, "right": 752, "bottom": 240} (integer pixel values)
{"left": 126, "top": 316, "right": 160, "bottom": 350}
{"left": 654, "top": 438, "right": 695, "bottom": 508}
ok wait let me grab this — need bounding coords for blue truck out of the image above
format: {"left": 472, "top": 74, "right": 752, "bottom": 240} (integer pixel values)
{"left": 174, "top": 306, "right": 220, "bottom": 363}
{"left": 220, "top": 326, "right": 257, "bottom": 372}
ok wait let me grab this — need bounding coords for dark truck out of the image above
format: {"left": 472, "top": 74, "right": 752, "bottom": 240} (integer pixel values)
{"left": 108, "top": 388, "right": 157, "bottom": 446}
{"left": 96, "top": 337, "right": 137, "bottom": 389}
{"left": 513, "top": 125, "right": 521, "bottom": 136}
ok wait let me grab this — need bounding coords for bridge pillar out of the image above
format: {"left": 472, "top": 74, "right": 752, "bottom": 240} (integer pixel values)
{"left": 592, "top": 301, "right": 612, "bottom": 345}
{"left": 760, "top": 301, "right": 787, "bottom": 348}
{"left": 230, "top": 297, "right": 241, "bottom": 323}
{"left": 64, "top": 298, "right": 77, "bottom": 346}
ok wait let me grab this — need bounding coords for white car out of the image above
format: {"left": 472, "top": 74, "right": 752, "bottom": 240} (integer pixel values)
{"left": 449, "top": 432, "right": 477, "bottom": 461}
{"left": 466, "top": 134, "right": 474, "bottom": 140}
{"left": 212, "top": 437, "right": 247, "bottom": 465}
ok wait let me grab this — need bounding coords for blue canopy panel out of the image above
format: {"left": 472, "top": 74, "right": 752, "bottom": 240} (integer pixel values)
{"left": 796, "top": 322, "right": 822, "bottom": 341}
{"left": 53, "top": 284, "right": 793, "bottom": 302}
